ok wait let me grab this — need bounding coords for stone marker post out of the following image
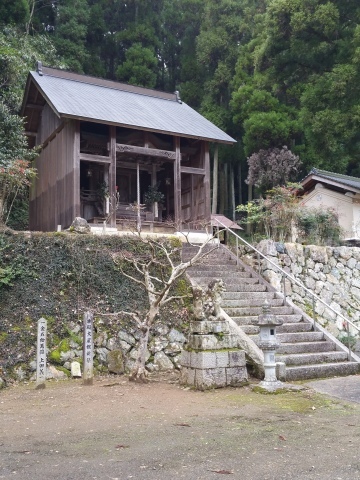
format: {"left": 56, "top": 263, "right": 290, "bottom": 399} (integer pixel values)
{"left": 36, "top": 318, "right": 47, "bottom": 389}
{"left": 83, "top": 311, "right": 94, "bottom": 385}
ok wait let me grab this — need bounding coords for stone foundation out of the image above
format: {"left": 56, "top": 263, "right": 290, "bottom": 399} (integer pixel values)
{"left": 180, "top": 348, "right": 247, "bottom": 389}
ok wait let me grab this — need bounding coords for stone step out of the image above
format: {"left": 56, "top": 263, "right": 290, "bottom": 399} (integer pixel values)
{"left": 276, "top": 351, "right": 349, "bottom": 366}
{"left": 223, "top": 284, "right": 268, "bottom": 292}
{"left": 239, "top": 321, "right": 313, "bottom": 337}
{"left": 187, "top": 265, "right": 243, "bottom": 273}
{"left": 277, "top": 322, "right": 312, "bottom": 333}
{"left": 183, "top": 255, "right": 224, "bottom": 263}
{"left": 222, "top": 291, "right": 277, "bottom": 301}
{"left": 277, "top": 332, "right": 324, "bottom": 343}
{"left": 233, "top": 314, "right": 303, "bottom": 325}
{"left": 182, "top": 245, "right": 219, "bottom": 251}
{"left": 183, "top": 253, "right": 235, "bottom": 260}
{"left": 188, "top": 270, "right": 249, "bottom": 278}
{"left": 192, "top": 276, "right": 259, "bottom": 285}
{"left": 186, "top": 261, "right": 238, "bottom": 268}
{"left": 285, "top": 362, "right": 360, "bottom": 381}
{"left": 277, "top": 341, "right": 336, "bottom": 355}
{"left": 241, "top": 325, "right": 260, "bottom": 335}
{"left": 224, "top": 305, "right": 294, "bottom": 316}
{"left": 184, "top": 243, "right": 360, "bottom": 382}
{"left": 222, "top": 298, "right": 284, "bottom": 308}
{"left": 182, "top": 250, "right": 232, "bottom": 258}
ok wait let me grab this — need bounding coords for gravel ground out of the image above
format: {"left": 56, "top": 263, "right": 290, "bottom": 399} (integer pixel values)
{"left": 0, "top": 373, "right": 359, "bottom": 480}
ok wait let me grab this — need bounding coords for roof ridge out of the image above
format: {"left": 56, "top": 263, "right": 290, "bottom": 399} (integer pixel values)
{"left": 312, "top": 168, "right": 360, "bottom": 182}
{"left": 36, "top": 64, "right": 178, "bottom": 102}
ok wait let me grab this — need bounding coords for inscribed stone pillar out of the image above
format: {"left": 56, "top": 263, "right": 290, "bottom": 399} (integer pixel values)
{"left": 36, "top": 318, "right": 47, "bottom": 389}
{"left": 83, "top": 311, "right": 94, "bottom": 385}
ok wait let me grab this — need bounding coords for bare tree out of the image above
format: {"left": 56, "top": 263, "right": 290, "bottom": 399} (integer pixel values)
{"left": 110, "top": 227, "right": 217, "bottom": 382}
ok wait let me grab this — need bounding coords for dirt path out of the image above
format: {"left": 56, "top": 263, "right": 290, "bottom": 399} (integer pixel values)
{"left": 0, "top": 373, "right": 359, "bottom": 480}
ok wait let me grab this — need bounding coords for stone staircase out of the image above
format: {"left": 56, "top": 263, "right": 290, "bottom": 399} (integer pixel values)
{"left": 183, "top": 244, "right": 360, "bottom": 381}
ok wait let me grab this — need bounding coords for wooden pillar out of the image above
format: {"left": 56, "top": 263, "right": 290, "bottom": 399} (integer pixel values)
{"left": 152, "top": 163, "right": 157, "bottom": 187}
{"left": 203, "top": 142, "right": 211, "bottom": 223}
{"left": 152, "top": 163, "right": 157, "bottom": 220}
{"left": 174, "top": 136, "right": 181, "bottom": 227}
{"left": 247, "top": 182, "right": 253, "bottom": 235}
{"left": 73, "top": 120, "right": 81, "bottom": 218}
{"left": 211, "top": 144, "right": 218, "bottom": 214}
{"left": 190, "top": 174, "right": 194, "bottom": 225}
{"left": 136, "top": 160, "right": 141, "bottom": 231}
{"left": 144, "top": 132, "right": 149, "bottom": 148}
{"left": 109, "top": 126, "right": 117, "bottom": 228}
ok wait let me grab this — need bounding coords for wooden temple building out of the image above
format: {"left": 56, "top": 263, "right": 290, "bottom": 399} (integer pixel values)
{"left": 21, "top": 62, "right": 235, "bottom": 232}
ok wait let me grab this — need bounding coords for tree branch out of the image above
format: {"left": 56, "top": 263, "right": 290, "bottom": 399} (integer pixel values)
{"left": 161, "top": 294, "right": 192, "bottom": 305}
{"left": 97, "top": 310, "right": 142, "bottom": 325}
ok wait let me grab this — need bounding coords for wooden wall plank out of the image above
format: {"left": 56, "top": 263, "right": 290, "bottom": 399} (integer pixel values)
{"left": 38, "top": 104, "right": 61, "bottom": 144}
{"left": 29, "top": 121, "right": 77, "bottom": 231}
{"left": 203, "top": 142, "right": 211, "bottom": 223}
{"left": 73, "top": 121, "right": 80, "bottom": 222}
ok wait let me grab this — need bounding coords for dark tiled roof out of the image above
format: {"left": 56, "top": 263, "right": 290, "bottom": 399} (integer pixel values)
{"left": 303, "top": 168, "right": 360, "bottom": 191}
{"left": 26, "top": 67, "right": 235, "bottom": 144}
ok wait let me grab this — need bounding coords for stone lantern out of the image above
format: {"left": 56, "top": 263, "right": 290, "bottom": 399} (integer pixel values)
{"left": 255, "top": 301, "right": 284, "bottom": 391}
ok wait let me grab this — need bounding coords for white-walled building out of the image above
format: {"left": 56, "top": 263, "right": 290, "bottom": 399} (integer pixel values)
{"left": 301, "top": 168, "right": 360, "bottom": 241}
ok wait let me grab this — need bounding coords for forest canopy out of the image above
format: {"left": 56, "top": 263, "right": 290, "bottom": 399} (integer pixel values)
{"left": 1, "top": 0, "right": 360, "bottom": 219}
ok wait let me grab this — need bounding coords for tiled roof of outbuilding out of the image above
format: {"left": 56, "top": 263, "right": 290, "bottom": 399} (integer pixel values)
{"left": 302, "top": 168, "right": 360, "bottom": 192}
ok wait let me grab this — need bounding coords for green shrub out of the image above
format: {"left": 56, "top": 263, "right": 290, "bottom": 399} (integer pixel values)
{"left": 296, "top": 207, "right": 342, "bottom": 246}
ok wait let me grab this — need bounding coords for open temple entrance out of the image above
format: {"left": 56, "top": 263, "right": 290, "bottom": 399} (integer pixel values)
{"left": 80, "top": 162, "right": 108, "bottom": 222}
{"left": 78, "top": 122, "right": 210, "bottom": 232}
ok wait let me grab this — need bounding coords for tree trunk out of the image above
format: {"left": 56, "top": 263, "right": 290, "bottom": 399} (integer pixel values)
{"left": 219, "top": 165, "right": 225, "bottom": 213}
{"left": 211, "top": 145, "right": 218, "bottom": 214}
{"left": 229, "top": 164, "right": 235, "bottom": 221}
{"left": 129, "top": 323, "right": 150, "bottom": 382}
{"left": 129, "top": 304, "right": 158, "bottom": 382}
{"left": 0, "top": 191, "right": 5, "bottom": 226}
{"left": 247, "top": 182, "right": 253, "bottom": 236}
{"left": 26, "top": 0, "right": 35, "bottom": 34}
{"left": 237, "top": 162, "right": 242, "bottom": 207}
{"left": 224, "top": 162, "right": 228, "bottom": 216}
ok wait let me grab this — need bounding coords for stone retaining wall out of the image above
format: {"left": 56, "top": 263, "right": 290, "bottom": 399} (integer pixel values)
{"left": 241, "top": 240, "right": 360, "bottom": 352}
{"left": 4, "top": 322, "right": 187, "bottom": 386}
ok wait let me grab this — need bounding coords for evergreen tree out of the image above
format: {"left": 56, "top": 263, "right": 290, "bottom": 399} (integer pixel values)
{"left": 52, "top": 0, "right": 90, "bottom": 72}
{"left": 0, "top": 101, "right": 37, "bottom": 225}
{"left": 0, "top": 0, "right": 29, "bottom": 28}
{"left": 231, "top": 0, "right": 360, "bottom": 174}
{"left": 116, "top": 43, "right": 157, "bottom": 87}
{"left": 0, "top": 26, "right": 62, "bottom": 112}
